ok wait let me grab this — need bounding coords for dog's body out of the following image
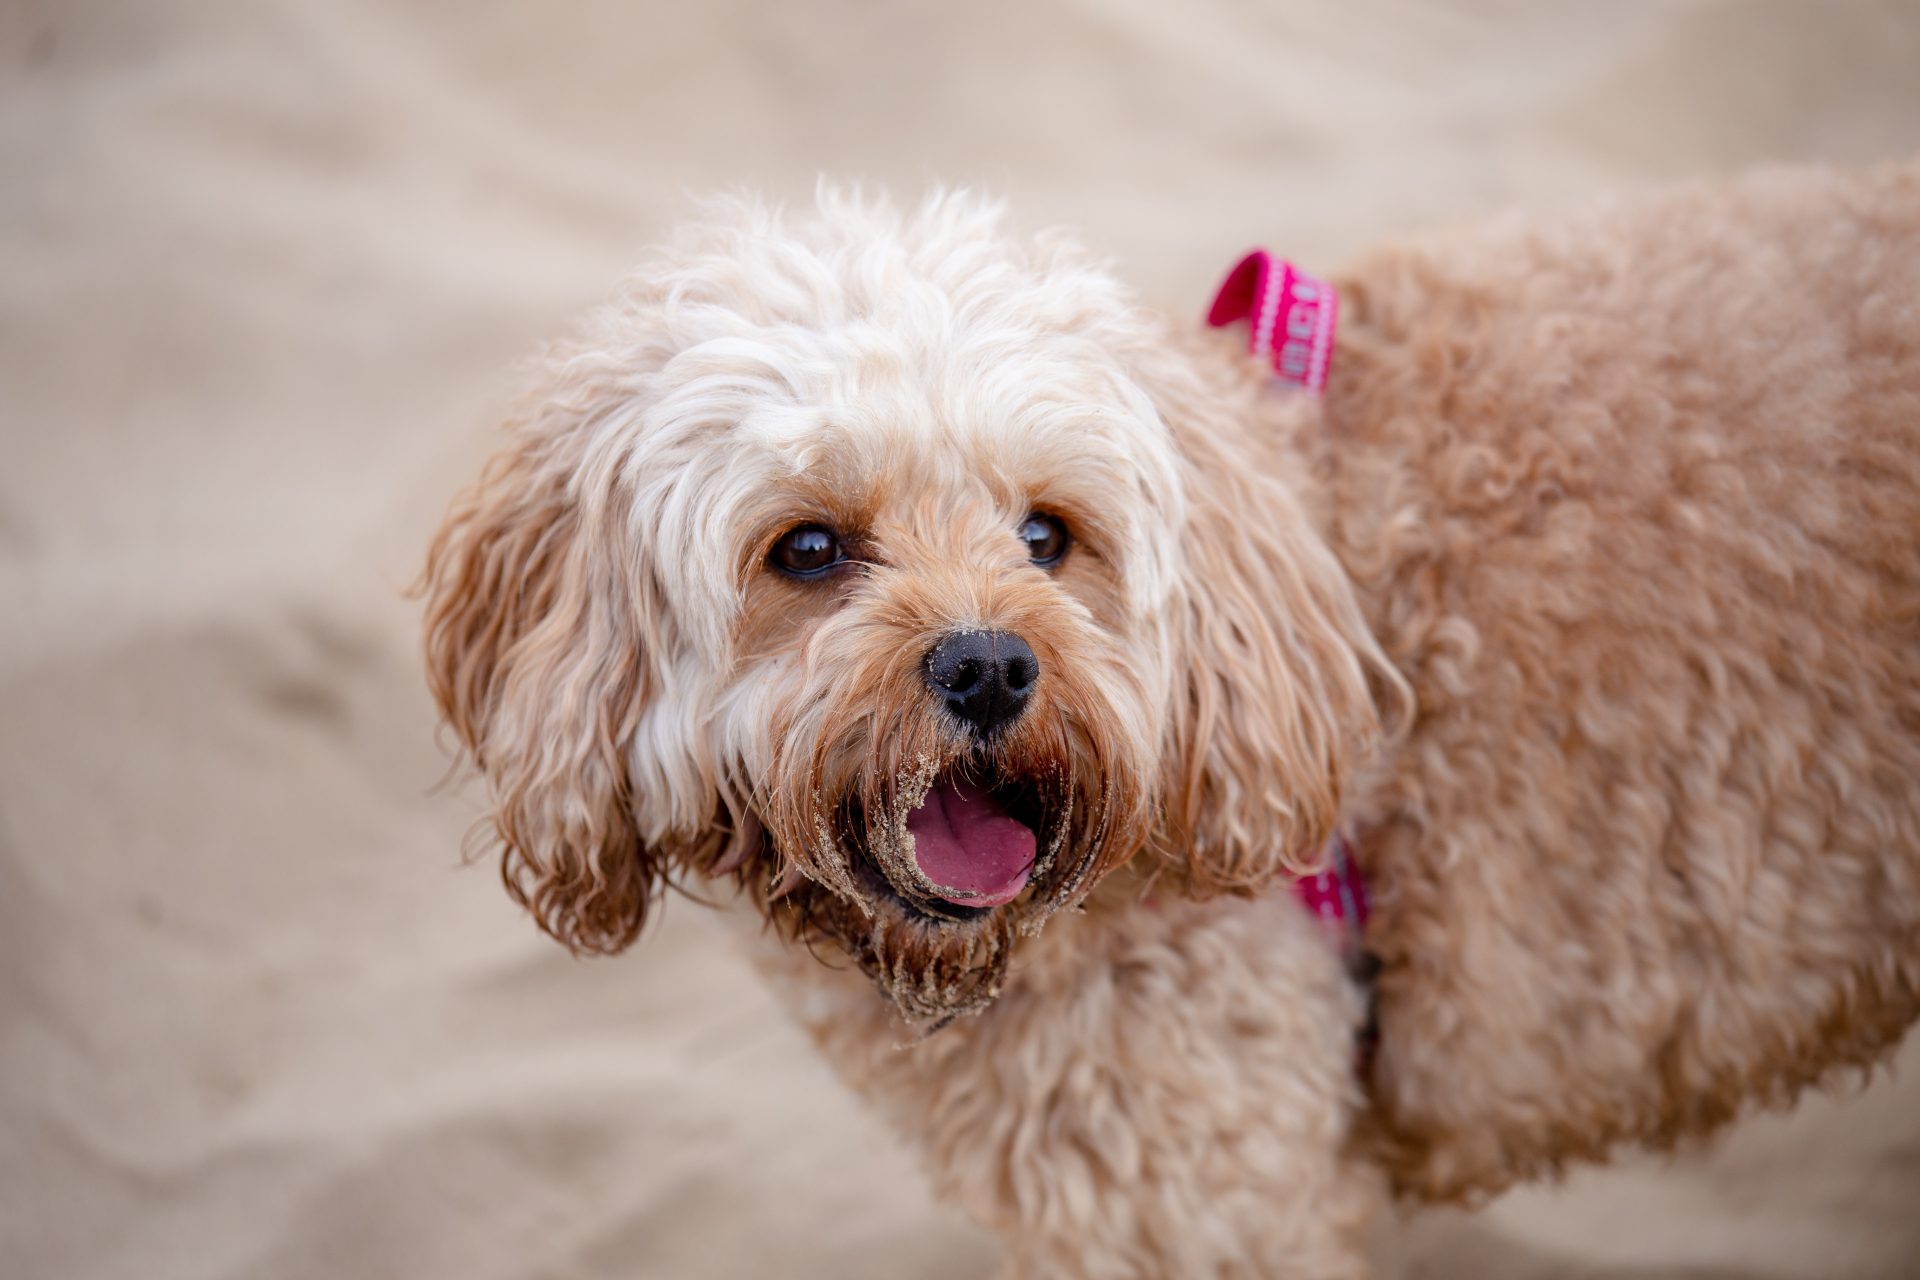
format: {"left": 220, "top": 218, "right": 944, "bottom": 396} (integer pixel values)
{"left": 423, "top": 163, "right": 1920, "bottom": 1277}
{"left": 1324, "top": 168, "right": 1920, "bottom": 1205}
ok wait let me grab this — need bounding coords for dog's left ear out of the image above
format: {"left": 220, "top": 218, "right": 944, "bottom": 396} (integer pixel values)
{"left": 1142, "top": 349, "right": 1409, "bottom": 893}
{"left": 418, "top": 390, "right": 670, "bottom": 956}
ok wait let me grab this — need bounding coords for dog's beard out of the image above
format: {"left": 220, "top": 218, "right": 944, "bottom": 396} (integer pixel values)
{"left": 780, "top": 877, "right": 1016, "bottom": 1026}
{"left": 753, "top": 669, "right": 1140, "bottom": 1028}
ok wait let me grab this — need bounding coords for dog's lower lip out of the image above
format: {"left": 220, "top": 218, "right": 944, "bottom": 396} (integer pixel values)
{"left": 856, "top": 856, "right": 994, "bottom": 923}
{"left": 928, "top": 864, "right": 1032, "bottom": 909}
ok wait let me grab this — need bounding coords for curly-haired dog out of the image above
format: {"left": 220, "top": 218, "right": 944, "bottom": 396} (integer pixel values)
{"left": 420, "top": 162, "right": 1920, "bottom": 1277}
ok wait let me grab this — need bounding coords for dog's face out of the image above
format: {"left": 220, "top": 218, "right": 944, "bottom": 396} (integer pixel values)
{"left": 422, "top": 191, "right": 1395, "bottom": 1025}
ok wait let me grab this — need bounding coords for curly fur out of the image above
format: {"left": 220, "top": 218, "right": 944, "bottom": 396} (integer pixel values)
{"left": 1324, "top": 163, "right": 1920, "bottom": 1201}
{"left": 421, "top": 163, "right": 1920, "bottom": 1275}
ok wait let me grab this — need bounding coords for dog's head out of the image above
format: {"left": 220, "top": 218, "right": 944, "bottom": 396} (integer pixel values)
{"left": 421, "top": 190, "right": 1400, "bottom": 1025}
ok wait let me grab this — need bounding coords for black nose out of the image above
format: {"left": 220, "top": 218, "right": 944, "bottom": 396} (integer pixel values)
{"left": 924, "top": 630, "right": 1038, "bottom": 738}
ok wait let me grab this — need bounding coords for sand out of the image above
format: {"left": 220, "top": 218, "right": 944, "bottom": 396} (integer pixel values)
{"left": 4, "top": 1, "right": 1919, "bottom": 1276}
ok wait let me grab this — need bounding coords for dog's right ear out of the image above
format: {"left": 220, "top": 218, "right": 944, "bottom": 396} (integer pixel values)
{"left": 1130, "top": 337, "right": 1412, "bottom": 897}
{"left": 419, "top": 396, "right": 661, "bottom": 955}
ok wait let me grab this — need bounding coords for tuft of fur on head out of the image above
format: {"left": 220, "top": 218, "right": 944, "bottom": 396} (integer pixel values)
{"left": 420, "top": 186, "right": 1405, "bottom": 1024}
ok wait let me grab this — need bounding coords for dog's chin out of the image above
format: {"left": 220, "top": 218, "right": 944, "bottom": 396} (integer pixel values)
{"left": 774, "top": 759, "right": 1077, "bottom": 1028}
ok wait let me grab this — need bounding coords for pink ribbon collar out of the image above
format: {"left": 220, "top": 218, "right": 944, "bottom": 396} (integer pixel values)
{"left": 1209, "top": 251, "right": 1366, "bottom": 941}
{"left": 1206, "top": 250, "right": 1338, "bottom": 395}
{"left": 1293, "top": 832, "right": 1370, "bottom": 934}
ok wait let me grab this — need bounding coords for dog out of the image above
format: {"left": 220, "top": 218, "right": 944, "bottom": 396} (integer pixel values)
{"left": 420, "top": 163, "right": 1920, "bottom": 1277}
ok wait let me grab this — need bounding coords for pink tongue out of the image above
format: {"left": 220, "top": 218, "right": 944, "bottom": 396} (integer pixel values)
{"left": 904, "top": 776, "right": 1037, "bottom": 907}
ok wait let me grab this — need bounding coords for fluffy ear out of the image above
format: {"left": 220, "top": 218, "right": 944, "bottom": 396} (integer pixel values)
{"left": 1147, "top": 352, "right": 1409, "bottom": 893}
{"left": 419, "top": 409, "right": 660, "bottom": 955}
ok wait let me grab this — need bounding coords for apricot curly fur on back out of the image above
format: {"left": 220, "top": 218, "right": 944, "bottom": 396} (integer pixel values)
{"left": 421, "top": 163, "right": 1920, "bottom": 1276}
{"left": 1323, "top": 161, "right": 1920, "bottom": 1200}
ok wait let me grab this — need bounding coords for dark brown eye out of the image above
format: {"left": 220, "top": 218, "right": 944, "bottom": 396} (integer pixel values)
{"left": 1018, "top": 513, "right": 1069, "bottom": 567}
{"left": 770, "top": 524, "right": 844, "bottom": 578}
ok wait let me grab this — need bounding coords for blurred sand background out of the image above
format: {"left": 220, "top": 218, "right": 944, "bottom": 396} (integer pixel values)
{"left": 5, "top": 1, "right": 1920, "bottom": 1277}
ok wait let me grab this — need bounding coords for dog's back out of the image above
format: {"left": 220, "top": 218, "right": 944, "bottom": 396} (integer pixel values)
{"left": 1318, "top": 160, "right": 1920, "bottom": 1199}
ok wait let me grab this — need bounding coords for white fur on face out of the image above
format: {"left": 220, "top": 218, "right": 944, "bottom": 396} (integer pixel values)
{"left": 570, "top": 190, "right": 1190, "bottom": 859}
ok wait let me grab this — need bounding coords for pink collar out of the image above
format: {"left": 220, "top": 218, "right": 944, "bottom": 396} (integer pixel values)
{"left": 1293, "top": 832, "right": 1370, "bottom": 934}
{"left": 1298, "top": 833, "right": 1380, "bottom": 1072}
{"left": 1205, "top": 250, "right": 1338, "bottom": 395}
{"left": 1210, "top": 250, "right": 1360, "bottom": 929}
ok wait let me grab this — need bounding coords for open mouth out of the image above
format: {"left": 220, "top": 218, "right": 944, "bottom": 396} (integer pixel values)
{"left": 848, "top": 766, "right": 1052, "bottom": 923}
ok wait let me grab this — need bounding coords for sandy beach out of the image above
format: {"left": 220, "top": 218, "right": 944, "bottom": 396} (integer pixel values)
{"left": 4, "top": 2, "right": 1919, "bottom": 1276}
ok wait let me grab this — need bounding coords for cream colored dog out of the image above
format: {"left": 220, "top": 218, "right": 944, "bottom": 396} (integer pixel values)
{"left": 422, "top": 164, "right": 1920, "bottom": 1277}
